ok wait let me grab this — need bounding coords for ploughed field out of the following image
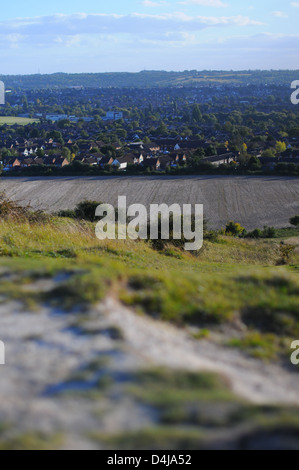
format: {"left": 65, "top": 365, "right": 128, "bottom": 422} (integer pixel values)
{"left": 1, "top": 175, "right": 299, "bottom": 229}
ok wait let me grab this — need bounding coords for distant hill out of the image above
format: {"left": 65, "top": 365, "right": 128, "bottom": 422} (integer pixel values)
{"left": 1, "top": 70, "right": 299, "bottom": 90}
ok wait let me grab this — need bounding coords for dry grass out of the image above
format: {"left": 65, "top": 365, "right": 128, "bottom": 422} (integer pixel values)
{"left": 0, "top": 192, "right": 49, "bottom": 224}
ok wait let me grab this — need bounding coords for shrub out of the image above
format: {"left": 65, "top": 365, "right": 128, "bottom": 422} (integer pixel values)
{"left": 290, "top": 215, "right": 299, "bottom": 227}
{"left": 147, "top": 216, "right": 210, "bottom": 252}
{"left": 248, "top": 156, "right": 262, "bottom": 171}
{"left": 0, "top": 192, "right": 49, "bottom": 224}
{"left": 245, "top": 226, "right": 277, "bottom": 239}
{"left": 262, "top": 226, "right": 277, "bottom": 238}
{"left": 57, "top": 209, "right": 76, "bottom": 219}
{"left": 277, "top": 244, "right": 296, "bottom": 265}
{"left": 58, "top": 201, "right": 106, "bottom": 222}
{"left": 204, "top": 230, "right": 219, "bottom": 243}
{"left": 225, "top": 221, "right": 246, "bottom": 237}
{"left": 74, "top": 200, "right": 102, "bottom": 222}
{"left": 245, "top": 228, "right": 263, "bottom": 239}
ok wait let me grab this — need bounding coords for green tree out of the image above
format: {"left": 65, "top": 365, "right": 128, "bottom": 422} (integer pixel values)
{"left": 205, "top": 145, "right": 216, "bottom": 156}
{"left": 248, "top": 155, "right": 262, "bottom": 171}
{"left": 21, "top": 95, "right": 28, "bottom": 112}
{"left": 241, "top": 143, "right": 248, "bottom": 154}
{"left": 156, "top": 121, "right": 168, "bottom": 136}
{"left": 193, "top": 148, "right": 205, "bottom": 159}
{"left": 275, "top": 141, "right": 287, "bottom": 154}
{"left": 30, "top": 128, "right": 40, "bottom": 138}
{"left": 62, "top": 147, "right": 72, "bottom": 162}
{"left": 57, "top": 119, "right": 71, "bottom": 129}
{"left": 72, "top": 144, "right": 79, "bottom": 155}
{"left": 47, "top": 130, "right": 63, "bottom": 143}
{"left": 36, "top": 149, "right": 45, "bottom": 158}
{"left": 261, "top": 148, "right": 276, "bottom": 158}
{"left": 116, "top": 128, "right": 127, "bottom": 139}
{"left": 192, "top": 104, "right": 202, "bottom": 123}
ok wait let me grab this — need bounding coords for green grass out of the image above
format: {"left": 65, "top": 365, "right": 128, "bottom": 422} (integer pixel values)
{"left": 0, "top": 429, "right": 63, "bottom": 450}
{"left": 89, "top": 367, "right": 299, "bottom": 450}
{"left": 127, "top": 368, "right": 235, "bottom": 406}
{"left": 275, "top": 227, "right": 299, "bottom": 239}
{"left": 91, "top": 426, "right": 206, "bottom": 450}
{"left": 0, "top": 116, "right": 39, "bottom": 126}
{"left": 0, "top": 217, "right": 298, "bottom": 357}
{"left": 228, "top": 332, "right": 283, "bottom": 361}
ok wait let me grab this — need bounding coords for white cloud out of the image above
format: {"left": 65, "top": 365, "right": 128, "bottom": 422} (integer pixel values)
{"left": 214, "top": 32, "right": 299, "bottom": 49}
{"left": 141, "top": 0, "right": 167, "bottom": 6}
{"left": 272, "top": 11, "right": 288, "bottom": 18}
{"left": 0, "top": 15, "right": 272, "bottom": 55}
{"left": 2, "top": 29, "right": 299, "bottom": 73}
{"left": 178, "top": 0, "right": 228, "bottom": 6}
{"left": 0, "top": 12, "right": 262, "bottom": 37}
{"left": 2, "top": 12, "right": 288, "bottom": 73}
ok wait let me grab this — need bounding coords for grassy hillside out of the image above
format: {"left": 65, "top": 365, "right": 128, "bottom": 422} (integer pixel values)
{"left": 0, "top": 199, "right": 299, "bottom": 449}
{"left": 1, "top": 216, "right": 298, "bottom": 343}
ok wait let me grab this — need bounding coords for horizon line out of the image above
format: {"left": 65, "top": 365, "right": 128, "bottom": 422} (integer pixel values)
{"left": 1, "top": 69, "right": 299, "bottom": 77}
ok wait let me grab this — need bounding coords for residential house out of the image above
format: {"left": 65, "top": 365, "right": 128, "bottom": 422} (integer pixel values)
{"left": 18, "top": 147, "right": 30, "bottom": 157}
{"left": 114, "top": 155, "right": 137, "bottom": 170}
{"left": 201, "top": 153, "right": 235, "bottom": 167}
{"left": 83, "top": 156, "right": 98, "bottom": 166}
{"left": 3, "top": 158, "right": 21, "bottom": 170}
{"left": 98, "top": 156, "right": 114, "bottom": 168}
{"left": 20, "top": 158, "right": 34, "bottom": 167}
{"left": 54, "top": 157, "right": 70, "bottom": 168}
{"left": 42, "top": 157, "right": 56, "bottom": 166}
{"left": 142, "top": 158, "right": 161, "bottom": 171}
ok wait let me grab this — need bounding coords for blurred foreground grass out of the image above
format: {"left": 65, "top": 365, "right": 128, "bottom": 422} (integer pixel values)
{"left": 0, "top": 214, "right": 299, "bottom": 449}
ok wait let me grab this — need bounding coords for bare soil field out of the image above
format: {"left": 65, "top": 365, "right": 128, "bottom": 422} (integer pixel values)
{"left": 1, "top": 175, "right": 299, "bottom": 229}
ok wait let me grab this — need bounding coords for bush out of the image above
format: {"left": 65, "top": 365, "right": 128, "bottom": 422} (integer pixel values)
{"left": 147, "top": 216, "right": 210, "bottom": 252}
{"left": 225, "top": 221, "right": 246, "bottom": 237}
{"left": 262, "top": 226, "right": 277, "bottom": 238}
{"left": 57, "top": 209, "right": 76, "bottom": 219}
{"left": 277, "top": 244, "right": 296, "bottom": 265}
{"left": 245, "top": 228, "right": 263, "bottom": 239}
{"left": 245, "top": 226, "right": 277, "bottom": 239}
{"left": 290, "top": 215, "right": 299, "bottom": 227}
{"left": 74, "top": 200, "right": 102, "bottom": 222}
{"left": 248, "top": 156, "right": 262, "bottom": 171}
{"left": 275, "top": 163, "right": 299, "bottom": 175}
{"left": 243, "top": 225, "right": 277, "bottom": 240}
{"left": 0, "top": 192, "right": 50, "bottom": 224}
{"left": 204, "top": 230, "right": 219, "bottom": 243}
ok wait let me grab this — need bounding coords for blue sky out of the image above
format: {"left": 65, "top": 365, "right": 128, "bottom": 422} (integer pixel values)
{"left": 1, "top": 0, "right": 299, "bottom": 74}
